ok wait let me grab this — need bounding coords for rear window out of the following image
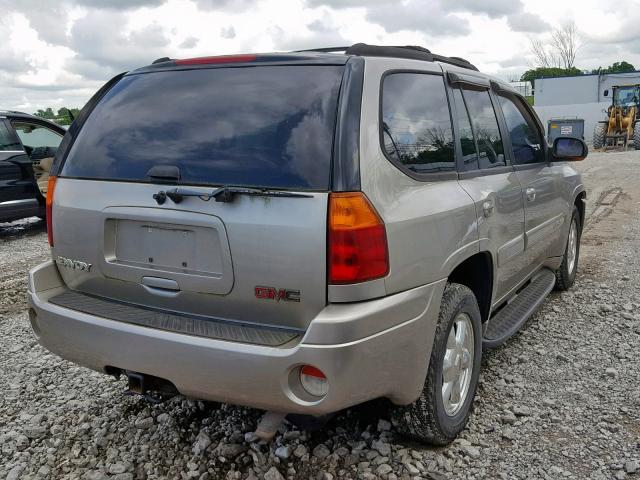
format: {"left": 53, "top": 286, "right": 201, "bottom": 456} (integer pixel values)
{"left": 61, "top": 65, "right": 344, "bottom": 190}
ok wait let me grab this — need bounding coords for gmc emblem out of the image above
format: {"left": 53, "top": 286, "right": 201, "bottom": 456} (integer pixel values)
{"left": 255, "top": 286, "right": 300, "bottom": 303}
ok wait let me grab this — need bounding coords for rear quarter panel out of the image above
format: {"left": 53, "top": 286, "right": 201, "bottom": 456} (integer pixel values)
{"left": 358, "top": 58, "right": 479, "bottom": 295}
{"left": 552, "top": 161, "right": 585, "bottom": 249}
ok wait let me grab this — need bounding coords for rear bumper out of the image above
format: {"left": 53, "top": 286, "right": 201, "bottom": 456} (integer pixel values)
{"left": 28, "top": 261, "right": 445, "bottom": 415}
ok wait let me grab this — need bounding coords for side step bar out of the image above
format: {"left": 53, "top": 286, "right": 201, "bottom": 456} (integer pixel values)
{"left": 483, "top": 268, "right": 556, "bottom": 348}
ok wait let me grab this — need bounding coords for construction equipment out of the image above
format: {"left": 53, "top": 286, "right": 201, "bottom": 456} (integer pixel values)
{"left": 593, "top": 84, "right": 640, "bottom": 150}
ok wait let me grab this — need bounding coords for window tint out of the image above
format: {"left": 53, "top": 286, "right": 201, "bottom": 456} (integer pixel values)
{"left": 381, "top": 73, "right": 454, "bottom": 174}
{"left": 461, "top": 89, "right": 505, "bottom": 170}
{"left": 0, "top": 122, "right": 22, "bottom": 151}
{"left": 12, "top": 122, "right": 63, "bottom": 150}
{"left": 451, "top": 88, "right": 479, "bottom": 170}
{"left": 62, "top": 66, "right": 344, "bottom": 190}
{"left": 498, "top": 95, "right": 544, "bottom": 165}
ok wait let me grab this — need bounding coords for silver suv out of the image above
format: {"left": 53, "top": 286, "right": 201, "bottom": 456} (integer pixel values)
{"left": 27, "top": 44, "right": 587, "bottom": 445}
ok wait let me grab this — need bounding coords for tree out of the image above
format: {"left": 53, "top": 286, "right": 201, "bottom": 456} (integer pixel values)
{"left": 550, "top": 22, "right": 579, "bottom": 69}
{"left": 520, "top": 66, "right": 582, "bottom": 83}
{"left": 528, "top": 22, "right": 581, "bottom": 70}
{"left": 530, "top": 38, "right": 559, "bottom": 69}
{"left": 35, "top": 107, "right": 55, "bottom": 120}
{"left": 591, "top": 61, "right": 636, "bottom": 74}
{"left": 33, "top": 106, "right": 81, "bottom": 125}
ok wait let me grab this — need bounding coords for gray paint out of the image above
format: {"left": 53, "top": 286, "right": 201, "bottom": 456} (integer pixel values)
{"left": 27, "top": 55, "right": 585, "bottom": 417}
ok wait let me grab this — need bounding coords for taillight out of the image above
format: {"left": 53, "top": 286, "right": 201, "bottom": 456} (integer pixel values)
{"left": 175, "top": 54, "right": 257, "bottom": 66}
{"left": 328, "top": 192, "right": 389, "bottom": 284}
{"left": 46, "top": 176, "right": 57, "bottom": 246}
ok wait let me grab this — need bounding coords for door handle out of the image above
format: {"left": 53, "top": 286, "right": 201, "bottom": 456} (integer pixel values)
{"left": 482, "top": 201, "right": 494, "bottom": 217}
{"left": 526, "top": 188, "right": 536, "bottom": 202}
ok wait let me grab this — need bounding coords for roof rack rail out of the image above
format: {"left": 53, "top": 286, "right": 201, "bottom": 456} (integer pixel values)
{"left": 294, "top": 43, "right": 478, "bottom": 71}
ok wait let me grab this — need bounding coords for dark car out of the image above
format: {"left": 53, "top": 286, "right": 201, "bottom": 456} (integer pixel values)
{"left": 0, "top": 111, "right": 66, "bottom": 222}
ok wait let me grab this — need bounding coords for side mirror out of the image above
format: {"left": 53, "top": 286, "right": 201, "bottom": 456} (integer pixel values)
{"left": 552, "top": 137, "right": 588, "bottom": 161}
{"left": 603, "top": 89, "right": 609, "bottom": 97}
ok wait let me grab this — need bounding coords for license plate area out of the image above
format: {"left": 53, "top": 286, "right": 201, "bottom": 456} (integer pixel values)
{"left": 115, "top": 222, "right": 204, "bottom": 274}
{"left": 101, "top": 207, "right": 234, "bottom": 295}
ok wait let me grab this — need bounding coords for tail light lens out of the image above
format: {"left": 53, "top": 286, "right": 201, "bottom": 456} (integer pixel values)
{"left": 46, "top": 176, "right": 57, "bottom": 246}
{"left": 328, "top": 192, "right": 389, "bottom": 284}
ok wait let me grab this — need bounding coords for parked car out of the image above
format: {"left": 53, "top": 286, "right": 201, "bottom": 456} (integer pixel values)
{"left": 0, "top": 111, "right": 66, "bottom": 223}
{"left": 27, "top": 44, "right": 587, "bottom": 445}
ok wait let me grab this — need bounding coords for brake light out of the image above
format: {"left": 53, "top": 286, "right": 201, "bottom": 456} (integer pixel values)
{"left": 46, "top": 176, "right": 57, "bottom": 246}
{"left": 175, "top": 54, "right": 257, "bottom": 66}
{"left": 328, "top": 192, "right": 389, "bottom": 284}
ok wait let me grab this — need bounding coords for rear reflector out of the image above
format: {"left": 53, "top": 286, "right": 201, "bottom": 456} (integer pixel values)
{"left": 175, "top": 54, "right": 257, "bottom": 66}
{"left": 300, "top": 365, "right": 329, "bottom": 397}
{"left": 328, "top": 192, "right": 389, "bottom": 284}
{"left": 46, "top": 176, "right": 57, "bottom": 246}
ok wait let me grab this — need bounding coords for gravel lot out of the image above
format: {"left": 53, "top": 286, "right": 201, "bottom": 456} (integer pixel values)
{"left": 1, "top": 150, "right": 639, "bottom": 480}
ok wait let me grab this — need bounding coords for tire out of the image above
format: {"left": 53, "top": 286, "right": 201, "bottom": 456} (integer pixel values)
{"left": 554, "top": 206, "right": 581, "bottom": 291}
{"left": 633, "top": 126, "right": 640, "bottom": 150}
{"left": 390, "top": 283, "right": 482, "bottom": 445}
{"left": 592, "top": 123, "right": 606, "bottom": 149}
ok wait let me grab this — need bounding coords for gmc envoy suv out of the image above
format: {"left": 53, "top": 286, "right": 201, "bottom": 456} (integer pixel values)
{"left": 27, "top": 44, "right": 587, "bottom": 444}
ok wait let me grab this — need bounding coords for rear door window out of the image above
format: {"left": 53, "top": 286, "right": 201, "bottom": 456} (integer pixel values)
{"left": 451, "top": 88, "right": 479, "bottom": 170}
{"left": 460, "top": 89, "right": 506, "bottom": 170}
{"left": 12, "top": 122, "right": 63, "bottom": 158}
{"left": 381, "top": 73, "right": 455, "bottom": 175}
{"left": 61, "top": 66, "right": 344, "bottom": 190}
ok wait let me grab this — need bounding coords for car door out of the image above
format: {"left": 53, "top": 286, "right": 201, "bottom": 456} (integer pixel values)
{"left": 11, "top": 119, "right": 64, "bottom": 198}
{"left": 496, "top": 93, "right": 566, "bottom": 268}
{"left": 0, "top": 118, "right": 39, "bottom": 220}
{"left": 450, "top": 83, "right": 527, "bottom": 303}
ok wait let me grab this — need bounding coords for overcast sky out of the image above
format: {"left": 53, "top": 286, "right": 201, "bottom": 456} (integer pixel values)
{"left": 1, "top": 0, "right": 639, "bottom": 112}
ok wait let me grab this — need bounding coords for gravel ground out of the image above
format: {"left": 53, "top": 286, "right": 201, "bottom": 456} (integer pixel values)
{"left": 1, "top": 151, "right": 640, "bottom": 480}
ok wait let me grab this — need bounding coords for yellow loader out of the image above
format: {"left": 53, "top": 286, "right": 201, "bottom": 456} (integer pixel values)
{"left": 593, "top": 84, "right": 640, "bottom": 150}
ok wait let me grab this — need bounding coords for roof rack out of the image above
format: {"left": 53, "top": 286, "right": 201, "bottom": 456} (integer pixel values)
{"left": 295, "top": 43, "right": 478, "bottom": 71}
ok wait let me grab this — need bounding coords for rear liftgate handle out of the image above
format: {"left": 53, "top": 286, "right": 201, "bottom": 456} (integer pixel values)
{"left": 141, "top": 276, "right": 180, "bottom": 297}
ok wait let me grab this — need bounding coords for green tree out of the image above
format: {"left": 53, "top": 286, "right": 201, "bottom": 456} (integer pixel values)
{"left": 591, "top": 61, "right": 636, "bottom": 74}
{"left": 520, "top": 67, "right": 583, "bottom": 83}
{"left": 35, "top": 107, "right": 55, "bottom": 120}
{"left": 33, "top": 106, "right": 81, "bottom": 125}
{"left": 56, "top": 107, "right": 80, "bottom": 125}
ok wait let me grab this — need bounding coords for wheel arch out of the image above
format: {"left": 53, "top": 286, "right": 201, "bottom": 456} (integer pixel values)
{"left": 447, "top": 251, "right": 493, "bottom": 323}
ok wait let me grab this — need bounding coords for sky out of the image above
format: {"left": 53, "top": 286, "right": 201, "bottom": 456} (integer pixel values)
{"left": 0, "top": 0, "right": 639, "bottom": 112}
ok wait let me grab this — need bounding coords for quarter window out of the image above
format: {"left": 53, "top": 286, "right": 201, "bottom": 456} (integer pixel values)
{"left": 381, "top": 73, "right": 455, "bottom": 174}
{"left": 460, "top": 89, "right": 506, "bottom": 170}
{"left": 498, "top": 95, "right": 544, "bottom": 165}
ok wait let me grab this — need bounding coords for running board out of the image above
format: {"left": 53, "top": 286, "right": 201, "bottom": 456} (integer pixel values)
{"left": 483, "top": 269, "right": 556, "bottom": 348}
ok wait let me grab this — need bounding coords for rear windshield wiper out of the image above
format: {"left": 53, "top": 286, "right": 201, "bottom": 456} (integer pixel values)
{"left": 153, "top": 186, "right": 313, "bottom": 205}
